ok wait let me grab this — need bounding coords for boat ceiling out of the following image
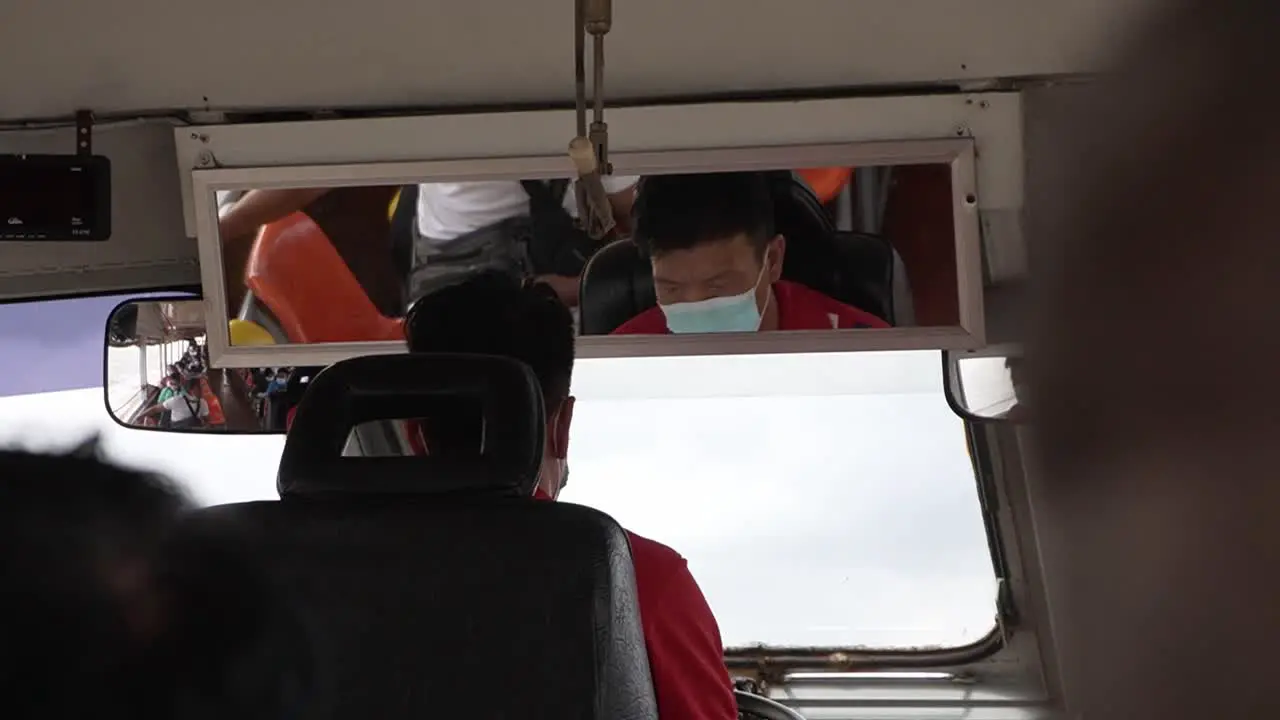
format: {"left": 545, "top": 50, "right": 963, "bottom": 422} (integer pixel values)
{"left": 133, "top": 301, "right": 206, "bottom": 344}
{"left": 2, "top": 0, "right": 1157, "bottom": 122}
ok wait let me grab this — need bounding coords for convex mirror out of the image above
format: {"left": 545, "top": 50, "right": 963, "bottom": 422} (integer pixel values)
{"left": 105, "top": 298, "right": 311, "bottom": 433}
{"left": 947, "top": 348, "right": 1024, "bottom": 421}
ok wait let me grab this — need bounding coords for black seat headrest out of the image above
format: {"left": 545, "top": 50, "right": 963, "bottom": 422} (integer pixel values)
{"left": 282, "top": 366, "right": 323, "bottom": 407}
{"left": 579, "top": 171, "right": 900, "bottom": 334}
{"left": 278, "top": 353, "right": 545, "bottom": 499}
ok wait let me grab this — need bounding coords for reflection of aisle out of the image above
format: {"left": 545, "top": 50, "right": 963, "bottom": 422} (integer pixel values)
{"left": 206, "top": 368, "right": 259, "bottom": 429}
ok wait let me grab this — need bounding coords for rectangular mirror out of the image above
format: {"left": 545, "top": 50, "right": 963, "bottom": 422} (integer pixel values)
{"left": 194, "top": 141, "right": 984, "bottom": 367}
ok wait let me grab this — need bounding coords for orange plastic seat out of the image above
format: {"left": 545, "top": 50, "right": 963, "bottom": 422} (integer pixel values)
{"left": 197, "top": 377, "right": 227, "bottom": 426}
{"left": 796, "top": 167, "right": 854, "bottom": 205}
{"left": 245, "top": 212, "right": 405, "bottom": 344}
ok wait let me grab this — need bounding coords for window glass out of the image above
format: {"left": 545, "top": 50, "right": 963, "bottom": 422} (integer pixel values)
{"left": 0, "top": 295, "right": 997, "bottom": 650}
{"left": 559, "top": 351, "right": 997, "bottom": 649}
{"left": 0, "top": 294, "right": 283, "bottom": 506}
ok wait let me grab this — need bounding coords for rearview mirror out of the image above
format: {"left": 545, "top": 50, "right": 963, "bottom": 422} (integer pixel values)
{"left": 197, "top": 141, "right": 987, "bottom": 368}
{"left": 104, "top": 298, "right": 304, "bottom": 433}
{"left": 946, "top": 348, "right": 1025, "bottom": 421}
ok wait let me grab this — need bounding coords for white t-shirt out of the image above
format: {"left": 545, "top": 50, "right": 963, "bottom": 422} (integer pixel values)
{"left": 416, "top": 177, "right": 639, "bottom": 242}
{"left": 163, "top": 394, "right": 210, "bottom": 423}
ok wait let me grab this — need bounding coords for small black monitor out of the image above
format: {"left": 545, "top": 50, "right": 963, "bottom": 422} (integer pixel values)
{"left": 0, "top": 154, "right": 111, "bottom": 241}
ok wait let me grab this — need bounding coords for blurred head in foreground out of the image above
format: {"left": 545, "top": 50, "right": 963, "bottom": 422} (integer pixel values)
{"left": 0, "top": 441, "right": 310, "bottom": 719}
{"left": 1028, "top": 2, "right": 1280, "bottom": 718}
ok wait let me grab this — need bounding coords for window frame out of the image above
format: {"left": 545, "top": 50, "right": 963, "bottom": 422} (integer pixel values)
{"left": 0, "top": 292, "right": 1048, "bottom": 704}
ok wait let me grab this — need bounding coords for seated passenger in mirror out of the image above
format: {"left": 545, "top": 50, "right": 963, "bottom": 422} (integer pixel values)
{"left": 136, "top": 377, "right": 211, "bottom": 430}
{"left": 175, "top": 343, "right": 204, "bottom": 375}
{"left": 157, "top": 372, "right": 182, "bottom": 404}
{"left": 409, "top": 178, "right": 638, "bottom": 307}
{"left": 613, "top": 172, "right": 890, "bottom": 334}
{"left": 265, "top": 368, "right": 289, "bottom": 397}
{"left": 405, "top": 271, "right": 738, "bottom": 720}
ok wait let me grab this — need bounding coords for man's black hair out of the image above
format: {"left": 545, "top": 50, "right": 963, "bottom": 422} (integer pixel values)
{"left": 404, "top": 270, "right": 575, "bottom": 408}
{"left": 632, "top": 172, "right": 776, "bottom": 257}
{"left": 404, "top": 272, "right": 574, "bottom": 454}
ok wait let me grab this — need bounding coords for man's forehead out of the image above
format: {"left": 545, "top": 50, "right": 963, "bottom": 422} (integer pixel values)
{"left": 652, "top": 234, "right": 757, "bottom": 274}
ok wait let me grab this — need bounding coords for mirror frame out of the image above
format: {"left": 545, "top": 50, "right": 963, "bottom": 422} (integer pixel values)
{"left": 193, "top": 140, "right": 985, "bottom": 368}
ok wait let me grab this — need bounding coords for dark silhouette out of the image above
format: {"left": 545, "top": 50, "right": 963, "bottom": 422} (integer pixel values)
{"left": 1027, "top": 2, "right": 1280, "bottom": 719}
{"left": 0, "top": 444, "right": 311, "bottom": 719}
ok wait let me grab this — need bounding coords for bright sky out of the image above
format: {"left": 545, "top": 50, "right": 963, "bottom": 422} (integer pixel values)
{"left": 0, "top": 294, "right": 997, "bottom": 650}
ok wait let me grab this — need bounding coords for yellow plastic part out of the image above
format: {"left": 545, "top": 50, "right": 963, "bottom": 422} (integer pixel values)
{"left": 228, "top": 319, "right": 277, "bottom": 346}
{"left": 388, "top": 188, "right": 402, "bottom": 222}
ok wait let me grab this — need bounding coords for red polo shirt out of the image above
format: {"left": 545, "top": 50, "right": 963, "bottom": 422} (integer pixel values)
{"left": 612, "top": 279, "right": 890, "bottom": 334}
{"left": 534, "top": 490, "right": 737, "bottom": 720}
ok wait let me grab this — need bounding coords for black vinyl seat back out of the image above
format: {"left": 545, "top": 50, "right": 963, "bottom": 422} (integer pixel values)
{"left": 187, "top": 353, "right": 658, "bottom": 720}
{"left": 183, "top": 498, "right": 653, "bottom": 720}
{"left": 579, "top": 170, "right": 903, "bottom": 335}
{"left": 278, "top": 353, "right": 545, "bottom": 498}
{"left": 261, "top": 366, "right": 324, "bottom": 432}
{"left": 283, "top": 366, "right": 324, "bottom": 409}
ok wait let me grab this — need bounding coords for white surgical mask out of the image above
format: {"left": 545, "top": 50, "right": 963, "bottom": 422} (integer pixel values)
{"left": 659, "top": 261, "right": 772, "bottom": 334}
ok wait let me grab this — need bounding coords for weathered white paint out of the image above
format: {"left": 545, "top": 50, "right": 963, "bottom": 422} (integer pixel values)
{"left": 1, "top": 0, "right": 1157, "bottom": 121}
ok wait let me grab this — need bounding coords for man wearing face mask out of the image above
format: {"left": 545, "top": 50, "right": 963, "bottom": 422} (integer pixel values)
{"left": 404, "top": 271, "right": 738, "bottom": 720}
{"left": 612, "top": 172, "right": 890, "bottom": 335}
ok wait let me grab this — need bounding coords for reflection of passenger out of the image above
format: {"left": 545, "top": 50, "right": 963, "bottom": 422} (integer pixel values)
{"left": 265, "top": 369, "right": 289, "bottom": 396}
{"left": 217, "top": 179, "right": 638, "bottom": 308}
{"left": 248, "top": 368, "right": 271, "bottom": 396}
{"left": 157, "top": 373, "right": 181, "bottom": 404}
{"left": 176, "top": 344, "right": 204, "bottom": 375}
{"left": 138, "top": 378, "right": 210, "bottom": 429}
{"left": 409, "top": 178, "right": 638, "bottom": 306}
{"left": 405, "top": 271, "right": 738, "bottom": 720}
{"left": 612, "top": 173, "right": 890, "bottom": 334}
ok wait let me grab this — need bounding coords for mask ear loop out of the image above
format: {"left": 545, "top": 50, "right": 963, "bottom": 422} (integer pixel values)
{"left": 753, "top": 253, "right": 775, "bottom": 330}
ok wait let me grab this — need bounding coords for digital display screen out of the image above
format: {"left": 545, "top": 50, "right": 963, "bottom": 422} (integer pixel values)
{"left": 0, "top": 155, "right": 107, "bottom": 239}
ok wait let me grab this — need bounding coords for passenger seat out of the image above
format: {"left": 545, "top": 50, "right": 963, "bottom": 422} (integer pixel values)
{"left": 175, "top": 354, "right": 658, "bottom": 720}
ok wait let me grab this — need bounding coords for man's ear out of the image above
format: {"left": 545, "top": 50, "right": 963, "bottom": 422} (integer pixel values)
{"left": 548, "top": 396, "right": 575, "bottom": 460}
{"left": 767, "top": 235, "right": 787, "bottom": 282}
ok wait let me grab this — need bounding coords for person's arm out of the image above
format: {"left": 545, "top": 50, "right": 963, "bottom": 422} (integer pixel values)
{"left": 217, "top": 188, "right": 332, "bottom": 242}
{"left": 137, "top": 403, "right": 164, "bottom": 419}
{"left": 531, "top": 274, "right": 581, "bottom": 307}
{"left": 140, "top": 396, "right": 178, "bottom": 419}
{"left": 640, "top": 554, "right": 738, "bottom": 720}
{"left": 602, "top": 176, "right": 639, "bottom": 236}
